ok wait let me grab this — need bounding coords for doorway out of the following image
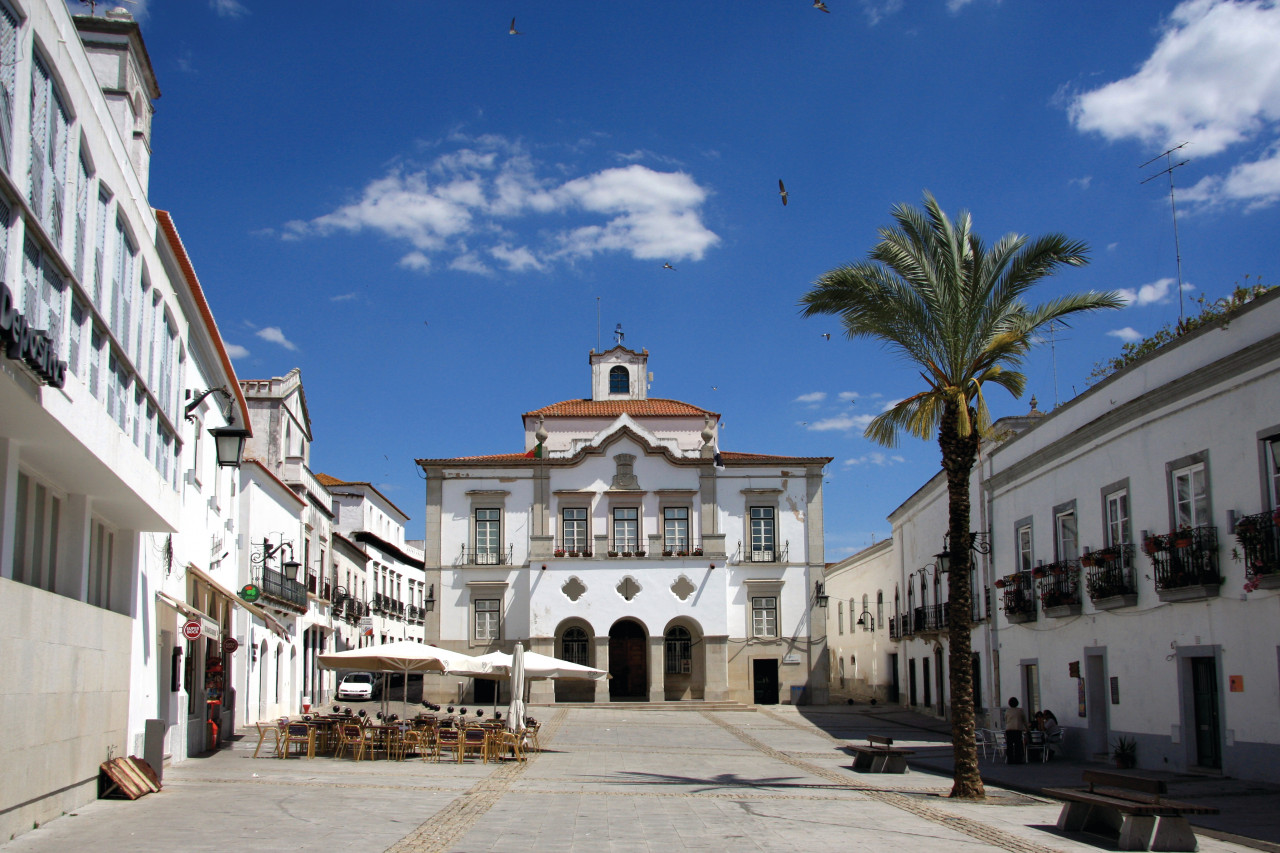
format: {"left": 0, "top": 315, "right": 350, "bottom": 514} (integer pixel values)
{"left": 1190, "top": 656, "right": 1222, "bottom": 769}
{"left": 1085, "top": 653, "right": 1109, "bottom": 758}
{"left": 474, "top": 678, "right": 498, "bottom": 705}
{"left": 934, "top": 647, "right": 945, "bottom": 716}
{"left": 888, "top": 654, "right": 900, "bottom": 704}
{"left": 922, "top": 657, "right": 932, "bottom": 708}
{"left": 908, "top": 658, "right": 918, "bottom": 706}
{"left": 609, "top": 620, "right": 648, "bottom": 700}
{"left": 753, "top": 659, "right": 780, "bottom": 705}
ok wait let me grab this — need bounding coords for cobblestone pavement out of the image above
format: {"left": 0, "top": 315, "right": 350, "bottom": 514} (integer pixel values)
{"left": 1, "top": 706, "right": 1264, "bottom": 853}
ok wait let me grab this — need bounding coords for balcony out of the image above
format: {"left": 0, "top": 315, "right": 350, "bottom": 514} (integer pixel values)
{"left": 1035, "top": 560, "right": 1082, "bottom": 617}
{"left": 1146, "top": 526, "right": 1221, "bottom": 602}
{"left": 889, "top": 614, "right": 907, "bottom": 640}
{"left": 744, "top": 540, "right": 789, "bottom": 563}
{"left": 254, "top": 567, "right": 308, "bottom": 613}
{"left": 996, "top": 571, "right": 1037, "bottom": 624}
{"left": 1235, "top": 511, "right": 1280, "bottom": 591}
{"left": 1083, "top": 545, "right": 1138, "bottom": 610}
{"left": 659, "top": 540, "right": 707, "bottom": 558}
{"left": 458, "top": 545, "right": 514, "bottom": 566}
{"left": 913, "top": 603, "right": 949, "bottom": 634}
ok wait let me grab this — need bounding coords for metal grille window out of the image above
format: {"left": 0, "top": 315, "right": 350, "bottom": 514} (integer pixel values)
{"left": 562, "top": 627, "right": 589, "bottom": 666}
{"left": 1106, "top": 490, "right": 1130, "bottom": 548}
{"left": 475, "top": 508, "right": 501, "bottom": 563}
{"left": 613, "top": 507, "right": 638, "bottom": 550}
{"left": 609, "top": 365, "right": 629, "bottom": 394}
{"left": 474, "top": 599, "right": 500, "bottom": 641}
{"left": 752, "top": 596, "right": 777, "bottom": 638}
{"left": 562, "top": 507, "right": 588, "bottom": 551}
{"left": 663, "top": 506, "right": 688, "bottom": 550}
{"left": 1172, "top": 463, "right": 1209, "bottom": 528}
{"left": 664, "top": 626, "right": 692, "bottom": 674}
{"left": 750, "top": 506, "right": 775, "bottom": 561}
{"left": 1269, "top": 438, "right": 1280, "bottom": 509}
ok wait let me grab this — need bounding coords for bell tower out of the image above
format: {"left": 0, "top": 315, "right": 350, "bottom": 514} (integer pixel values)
{"left": 589, "top": 346, "right": 649, "bottom": 402}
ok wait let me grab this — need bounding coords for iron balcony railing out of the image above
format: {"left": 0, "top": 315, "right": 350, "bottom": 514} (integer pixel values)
{"left": 1147, "top": 525, "right": 1221, "bottom": 591}
{"left": 1234, "top": 511, "right": 1280, "bottom": 582}
{"left": 659, "top": 540, "right": 705, "bottom": 557}
{"left": 553, "top": 540, "right": 595, "bottom": 557}
{"left": 1084, "top": 544, "right": 1137, "bottom": 600}
{"left": 889, "top": 614, "right": 907, "bottom": 640}
{"left": 913, "top": 603, "right": 948, "bottom": 633}
{"left": 998, "top": 570, "right": 1037, "bottom": 621}
{"left": 254, "top": 567, "right": 308, "bottom": 612}
{"left": 606, "top": 539, "right": 649, "bottom": 557}
{"left": 1036, "top": 559, "right": 1081, "bottom": 610}
{"left": 459, "top": 545, "right": 514, "bottom": 566}
{"left": 746, "top": 540, "right": 789, "bottom": 563}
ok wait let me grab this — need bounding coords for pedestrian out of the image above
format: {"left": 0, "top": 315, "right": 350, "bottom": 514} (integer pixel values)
{"left": 1005, "top": 697, "right": 1028, "bottom": 764}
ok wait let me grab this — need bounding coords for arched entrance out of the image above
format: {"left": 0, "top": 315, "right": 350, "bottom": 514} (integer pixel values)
{"left": 609, "top": 620, "right": 648, "bottom": 700}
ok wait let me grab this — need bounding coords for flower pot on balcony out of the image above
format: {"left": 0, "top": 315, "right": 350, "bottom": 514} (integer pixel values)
{"left": 568, "top": 550, "right": 580, "bottom": 558}
{"left": 1032, "top": 568, "right": 1047, "bottom": 579}
{"left": 1080, "top": 554, "right": 1096, "bottom": 567}
{"left": 1143, "top": 537, "right": 1162, "bottom": 556}
{"left": 692, "top": 549, "right": 704, "bottom": 557}
{"left": 634, "top": 551, "right": 646, "bottom": 557}
{"left": 993, "top": 578, "right": 1006, "bottom": 589}
{"left": 608, "top": 551, "right": 619, "bottom": 558}
{"left": 663, "top": 550, "right": 674, "bottom": 557}
{"left": 554, "top": 550, "right": 566, "bottom": 558}
{"left": 1174, "top": 536, "right": 1194, "bottom": 549}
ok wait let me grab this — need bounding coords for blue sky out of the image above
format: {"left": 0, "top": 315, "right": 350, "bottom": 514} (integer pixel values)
{"left": 89, "top": 1, "right": 1279, "bottom": 555}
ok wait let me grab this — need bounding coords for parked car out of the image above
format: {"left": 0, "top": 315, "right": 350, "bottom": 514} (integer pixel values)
{"left": 336, "top": 672, "right": 375, "bottom": 701}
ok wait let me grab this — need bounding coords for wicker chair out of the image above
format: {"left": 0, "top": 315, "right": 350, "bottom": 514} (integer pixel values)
{"left": 282, "top": 723, "right": 314, "bottom": 759}
{"left": 337, "top": 723, "right": 370, "bottom": 761}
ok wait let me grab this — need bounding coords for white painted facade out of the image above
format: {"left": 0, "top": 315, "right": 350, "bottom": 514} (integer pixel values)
{"left": 825, "top": 538, "right": 896, "bottom": 703}
{"left": 419, "top": 347, "right": 833, "bottom": 706}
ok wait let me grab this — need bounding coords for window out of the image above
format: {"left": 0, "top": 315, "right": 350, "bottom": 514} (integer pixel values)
{"left": 93, "top": 190, "right": 109, "bottom": 310}
{"left": 613, "top": 506, "right": 638, "bottom": 551}
{"left": 562, "top": 627, "right": 589, "bottom": 666}
{"left": 1055, "top": 508, "right": 1078, "bottom": 562}
{"left": 474, "top": 508, "right": 501, "bottom": 564}
{"left": 1016, "top": 523, "right": 1033, "bottom": 573}
{"left": 474, "top": 599, "right": 500, "bottom": 641}
{"left": 752, "top": 596, "right": 777, "bottom": 638}
{"left": 12, "top": 471, "right": 61, "bottom": 593}
{"left": 1172, "top": 462, "right": 1209, "bottom": 528}
{"left": 68, "top": 298, "right": 86, "bottom": 377}
{"left": 29, "top": 54, "right": 71, "bottom": 246}
{"left": 609, "top": 365, "right": 629, "bottom": 394}
{"left": 837, "top": 600, "right": 843, "bottom": 635}
{"left": 663, "top": 506, "right": 689, "bottom": 551}
{"left": 1268, "top": 437, "right": 1280, "bottom": 509}
{"left": 749, "top": 506, "right": 775, "bottom": 561}
{"left": 562, "top": 507, "right": 588, "bottom": 552}
{"left": 1105, "top": 488, "right": 1131, "bottom": 548}
{"left": 88, "top": 517, "right": 114, "bottom": 610}
{"left": 665, "top": 626, "right": 692, "bottom": 674}
{"left": 0, "top": 2, "right": 17, "bottom": 170}
{"left": 74, "top": 152, "right": 90, "bottom": 280}
{"left": 88, "top": 325, "right": 104, "bottom": 400}
{"left": 876, "top": 590, "right": 884, "bottom": 627}
{"left": 111, "top": 218, "right": 137, "bottom": 354}
{"left": 862, "top": 594, "right": 870, "bottom": 631}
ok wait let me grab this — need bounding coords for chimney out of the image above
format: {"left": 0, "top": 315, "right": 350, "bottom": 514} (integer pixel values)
{"left": 74, "top": 9, "right": 161, "bottom": 194}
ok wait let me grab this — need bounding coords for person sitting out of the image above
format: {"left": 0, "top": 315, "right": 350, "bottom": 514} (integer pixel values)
{"left": 1041, "top": 710, "right": 1062, "bottom": 758}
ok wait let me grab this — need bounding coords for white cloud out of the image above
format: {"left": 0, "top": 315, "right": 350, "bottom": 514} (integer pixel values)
{"left": 287, "top": 136, "right": 717, "bottom": 275}
{"left": 837, "top": 391, "right": 860, "bottom": 403}
{"left": 858, "top": 0, "right": 903, "bottom": 25}
{"left": 843, "top": 452, "right": 906, "bottom": 467}
{"left": 1069, "top": 1, "right": 1280, "bottom": 210}
{"left": 1069, "top": 176, "right": 1093, "bottom": 190}
{"left": 880, "top": 398, "right": 902, "bottom": 412}
{"left": 330, "top": 292, "right": 357, "bottom": 302}
{"left": 946, "top": 0, "right": 977, "bottom": 11}
{"left": 1108, "top": 327, "right": 1145, "bottom": 343}
{"left": 224, "top": 343, "right": 249, "bottom": 359}
{"left": 210, "top": 0, "right": 248, "bottom": 18}
{"left": 808, "top": 414, "right": 875, "bottom": 432}
{"left": 1116, "top": 277, "right": 1176, "bottom": 307}
{"left": 794, "top": 392, "right": 827, "bottom": 405}
{"left": 255, "top": 327, "right": 297, "bottom": 351}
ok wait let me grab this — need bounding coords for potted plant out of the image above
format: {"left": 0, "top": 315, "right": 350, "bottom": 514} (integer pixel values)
{"left": 582, "top": 549, "right": 592, "bottom": 558}
{"left": 993, "top": 577, "right": 1007, "bottom": 589}
{"left": 1143, "top": 535, "right": 1163, "bottom": 556}
{"left": 634, "top": 550, "right": 646, "bottom": 557}
{"left": 608, "top": 550, "right": 618, "bottom": 558}
{"left": 663, "top": 549, "right": 674, "bottom": 557}
{"left": 692, "top": 548, "right": 704, "bottom": 557}
{"left": 1174, "top": 527, "right": 1194, "bottom": 549}
{"left": 1032, "top": 566, "right": 1047, "bottom": 579}
{"left": 676, "top": 550, "right": 688, "bottom": 557}
{"left": 1111, "top": 735, "right": 1137, "bottom": 769}
{"left": 568, "top": 550, "right": 580, "bottom": 558}
{"left": 1080, "top": 552, "right": 1096, "bottom": 568}
{"left": 554, "top": 549, "right": 566, "bottom": 558}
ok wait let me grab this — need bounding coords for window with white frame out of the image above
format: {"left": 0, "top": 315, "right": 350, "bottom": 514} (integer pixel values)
{"left": 29, "top": 53, "right": 71, "bottom": 247}
{"left": 474, "top": 508, "right": 501, "bottom": 563}
{"left": 74, "top": 151, "right": 89, "bottom": 280}
{"left": 1105, "top": 488, "right": 1131, "bottom": 548}
{"left": 663, "top": 506, "right": 689, "bottom": 551}
{"left": 88, "top": 325, "right": 104, "bottom": 400}
{"left": 561, "top": 506, "right": 588, "bottom": 552}
{"left": 68, "top": 297, "right": 86, "bottom": 377}
{"left": 0, "top": 2, "right": 18, "bottom": 171}
{"left": 0, "top": 196, "right": 9, "bottom": 275}
{"left": 862, "top": 593, "right": 870, "bottom": 631}
{"left": 1055, "top": 508, "right": 1078, "bottom": 562}
{"left": 837, "top": 600, "right": 844, "bottom": 634}
{"left": 612, "top": 506, "right": 639, "bottom": 551}
{"left": 1016, "top": 523, "right": 1033, "bottom": 573}
{"left": 92, "top": 189, "right": 109, "bottom": 310}
{"left": 752, "top": 596, "right": 778, "bottom": 638}
{"left": 1172, "top": 461, "right": 1209, "bottom": 529}
{"left": 11, "top": 470, "right": 61, "bottom": 593}
{"left": 112, "top": 217, "right": 136, "bottom": 353}
{"left": 474, "top": 599, "right": 500, "bottom": 641}
{"left": 88, "top": 517, "right": 115, "bottom": 610}
{"left": 749, "top": 506, "right": 775, "bottom": 561}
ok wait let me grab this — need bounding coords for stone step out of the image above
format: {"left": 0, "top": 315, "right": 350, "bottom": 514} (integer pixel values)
{"left": 532, "top": 700, "right": 757, "bottom": 712}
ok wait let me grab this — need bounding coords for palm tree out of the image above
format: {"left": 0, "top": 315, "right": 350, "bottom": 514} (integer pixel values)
{"left": 801, "top": 193, "right": 1122, "bottom": 799}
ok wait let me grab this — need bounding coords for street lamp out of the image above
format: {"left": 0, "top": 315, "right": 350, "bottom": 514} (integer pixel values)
{"left": 424, "top": 584, "right": 436, "bottom": 613}
{"left": 185, "top": 385, "right": 250, "bottom": 468}
{"left": 814, "top": 581, "right": 829, "bottom": 608}
{"left": 254, "top": 537, "right": 301, "bottom": 580}
{"left": 854, "top": 609, "right": 876, "bottom": 631}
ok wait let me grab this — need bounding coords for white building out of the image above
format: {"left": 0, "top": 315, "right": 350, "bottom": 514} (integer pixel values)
{"left": 824, "top": 539, "right": 895, "bottom": 704}
{"left": 417, "top": 346, "right": 833, "bottom": 706}
{"left": 987, "top": 289, "right": 1280, "bottom": 779}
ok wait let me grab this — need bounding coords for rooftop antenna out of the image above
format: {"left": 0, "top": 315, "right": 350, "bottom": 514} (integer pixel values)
{"left": 1045, "top": 320, "right": 1070, "bottom": 407}
{"left": 1140, "top": 142, "right": 1190, "bottom": 323}
{"left": 596, "top": 296, "right": 600, "bottom": 353}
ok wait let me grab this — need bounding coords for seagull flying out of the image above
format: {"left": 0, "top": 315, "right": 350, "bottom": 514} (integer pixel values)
{"left": 663, "top": 262, "right": 676, "bottom": 271}
{"left": 778, "top": 179, "right": 788, "bottom": 206}
{"left": 814, "top": 0, "right": 830, "bottom": 11}
{"left": 509, "top": 17, "right": 521, "bottom": 35}
{"left": 821, "top": 333, "right": 830, "bottom": 340}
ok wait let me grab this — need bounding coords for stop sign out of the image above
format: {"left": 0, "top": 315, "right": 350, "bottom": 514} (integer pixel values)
{"left": 182, "top": 619, "right": 202, "bottom": 640}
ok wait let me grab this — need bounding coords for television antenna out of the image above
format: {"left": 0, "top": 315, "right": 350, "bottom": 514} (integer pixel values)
{"left": 1139, "top": 142, "right": 1190, "bottom": 322}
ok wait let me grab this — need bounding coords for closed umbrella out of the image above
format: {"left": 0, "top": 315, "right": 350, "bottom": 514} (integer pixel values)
{"left": 507, "top": 642, "right": 526, "bottom": 734}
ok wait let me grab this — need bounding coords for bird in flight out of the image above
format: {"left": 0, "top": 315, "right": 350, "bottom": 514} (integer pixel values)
{"left": 509, "top": 17, "right": 521, "bottom": 35}
{"left": 821, "top": 333, "right": 831, "bottom": 340}
{"left": 663, "top": 262, "right": 676, "bottom": 271}
{"left": 814, "top": 0, "right": 831, "bottom": 12}
{"left": 778, "top": 179, "right": 788, "bottom": 206}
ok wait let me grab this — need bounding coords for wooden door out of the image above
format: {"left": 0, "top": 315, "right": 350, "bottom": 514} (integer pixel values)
{"left": 609, "top": 621, "right": 648, "bottom": 699}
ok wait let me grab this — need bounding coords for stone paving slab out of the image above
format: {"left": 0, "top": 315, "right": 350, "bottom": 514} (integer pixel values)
{"left": 0, "top": 706, "right": 1263, "bottom": 853}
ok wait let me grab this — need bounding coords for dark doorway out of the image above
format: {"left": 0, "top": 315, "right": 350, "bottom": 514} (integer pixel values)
{"left": 909, "top": 658, "right": 918, "bottom": 706}
{"left": 922, "top": 657, "right": 932, "bottom": 708}
{"left": 971, "top": 653, "right": 982, "bottom": 710}
{"left": 934, "top": 647, "right": 945, "bottom": 716}
{"left": 888, "top": 653, "right": 900, "bottom": 704}
{"left": 609, "top": 620, "right": 648, "bottom": 700}
{"left": 753, "top": 659, "right": 780, "bottom": 705}
{"left": 1191, "top": 657, "right": 1222, "bottom": 769}
{"left": 474, "top": 677, "right": 497, "bottom": 704}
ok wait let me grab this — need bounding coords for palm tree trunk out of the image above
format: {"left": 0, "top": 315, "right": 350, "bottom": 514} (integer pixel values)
{"left": 939, "top": 403, "right": 985, "bottom": 800}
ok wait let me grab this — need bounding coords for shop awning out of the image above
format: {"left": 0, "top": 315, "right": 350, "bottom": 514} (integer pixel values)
{"left": 155, "top": 590, "right": 221, "bottom": 642}
{"left": 187, "top": 563, "right": 289, "bottom": 639}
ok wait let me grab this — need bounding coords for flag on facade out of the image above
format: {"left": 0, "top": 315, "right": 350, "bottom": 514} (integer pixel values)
{"left": 524, "top": 443, "right": 543, "bottom": 458}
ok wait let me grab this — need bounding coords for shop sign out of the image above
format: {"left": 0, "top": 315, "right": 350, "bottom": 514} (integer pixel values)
{"left": 182, "top": 619, "right": 203, "bottom": 640}
{"left": 239, "top": 584, "right": 261, "bottom": 602}
{"left": 223, "top": 637, "right": 240, "bottom": 653}
{"left": 0, "top": 280, "right": 67, "bottom": 388}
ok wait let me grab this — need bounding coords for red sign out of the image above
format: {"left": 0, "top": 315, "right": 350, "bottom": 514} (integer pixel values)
{"left": 182, "top": 619, "right": 203, "bottom": 641}
{"left": 222, "top": 637, "right": 240, "bottom": 654}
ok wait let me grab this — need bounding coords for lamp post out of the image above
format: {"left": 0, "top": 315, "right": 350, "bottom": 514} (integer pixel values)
{"left": 854, "top": 610, "right": 876, "bottom": 631}
{"left": 185, "top": 386, "right": 250, "bottom": 469}
{"left": 814, "top": 581, "right": 829, "bottom": 608}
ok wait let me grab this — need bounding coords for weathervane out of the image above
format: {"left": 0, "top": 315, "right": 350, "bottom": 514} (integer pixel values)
{"left": 614, "top": 323, "right": 625, "bottom": 347}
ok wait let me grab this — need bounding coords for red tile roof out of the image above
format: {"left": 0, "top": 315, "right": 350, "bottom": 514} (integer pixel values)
{"left": 524, "top": 398, "right": 717, "bottom": 418}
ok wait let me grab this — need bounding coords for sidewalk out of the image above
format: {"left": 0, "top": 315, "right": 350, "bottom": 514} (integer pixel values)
{"left": 796, "top": 703, "right": 1280, "bottom": 850}
{"left": 1, "top": 705, "right": 1273, "bottom": 853}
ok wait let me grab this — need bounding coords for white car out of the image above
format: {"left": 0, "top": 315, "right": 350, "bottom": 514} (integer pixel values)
{"left": 336, "top": 672, "right": 375, "bottom": 701}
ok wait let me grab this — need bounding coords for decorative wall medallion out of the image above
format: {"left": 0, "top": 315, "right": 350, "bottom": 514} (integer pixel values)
{"left": 616, "top": 575, "right": 642, "bottom": 601}
{"left": 671, "top": 575, "right": 696, "bottom": 601}
{"left": 611, "top": 453, "right": 640, "bottom": 490}
{"left": 561, "top": 576, "right": 587, "bottom": 602}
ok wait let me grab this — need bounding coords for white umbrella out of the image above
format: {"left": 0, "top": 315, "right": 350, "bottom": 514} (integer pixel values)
{"left": 507, "top": 642, "right": 526, "bottom": 734}
{"left": 318, "top": 641, "right": 494, "bottom": 718}
{"left": 467, "top": 650, "right": 607, "bottom": 681}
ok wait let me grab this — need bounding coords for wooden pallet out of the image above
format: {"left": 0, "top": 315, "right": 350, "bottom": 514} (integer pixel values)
{"left": 98, "top": 756, "right": 161, "bottom": 800}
